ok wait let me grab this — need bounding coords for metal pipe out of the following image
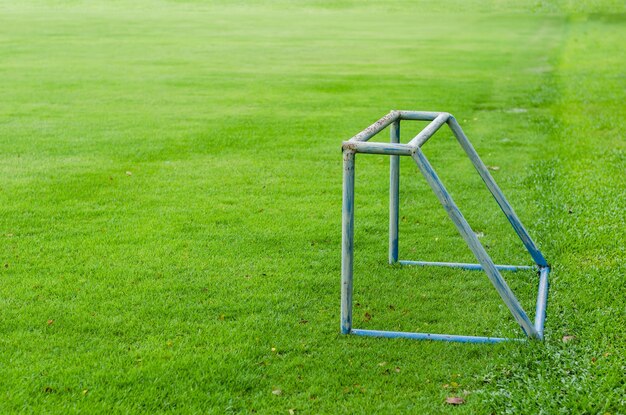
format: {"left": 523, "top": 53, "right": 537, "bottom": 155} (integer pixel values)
{"left": 389, "top": 120, "right": 400, "bottom": 264}
{"left": 342, "top": 141, "right": 413, "bottom": 156}
{"left": 408, "top": 112, "right": 450, "bottom": 147}
{"left": 341, "top": 150, "right": 355, "bottom": 334}
{"left": 351, "top": 329, "right": 521, "bottom": 344}
{"left": 398, "top": 110, "right": 443, "bottom": 121}
{"left": 411, "top": 148, "right": 539, "bottom": 338}
{"left": 348, "top": 111, "right": 400, "bottom": 142}
{"left": 534, "top": 266, "right": 550, "bottom": 338}
{"left": 399, "top": 260, "right": 535, "bottom": 272}
{"left": 447, "top": 116, "right": 548, "bottom": 267}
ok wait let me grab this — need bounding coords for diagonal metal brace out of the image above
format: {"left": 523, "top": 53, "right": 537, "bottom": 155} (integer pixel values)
{"left": 410, "top": 147, "right": 539, "bottom": 338}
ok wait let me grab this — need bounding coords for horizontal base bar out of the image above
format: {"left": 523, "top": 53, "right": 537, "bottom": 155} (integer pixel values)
{"left": 350, "top": 329, "right": 522, "bottom": 344}
{"left": 398, "top": 260, "right": 535, "bottom": 272}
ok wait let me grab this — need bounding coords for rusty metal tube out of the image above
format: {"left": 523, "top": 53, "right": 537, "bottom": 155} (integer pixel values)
{"left": 342, "top": 141, "right": 413, "bottom": 156}
{"left": 348, "top": 111, "right": 400, "bottom": 142}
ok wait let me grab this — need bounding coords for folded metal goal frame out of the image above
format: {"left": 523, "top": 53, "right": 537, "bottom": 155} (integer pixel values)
{"left": 341, "top": 110, "right": 550, "bottom": 343}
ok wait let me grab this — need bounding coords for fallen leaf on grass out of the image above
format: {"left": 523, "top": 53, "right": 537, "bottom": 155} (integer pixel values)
{"left": 364, "top": 312, "right": 371, "bottom": 322}
{"left": 395, "top": 367, "right": 401, "bottom": 373}
{"left": 272, "top": 389, "right": 282, "bottom": 396}
{"left": 125, "top": 171, "right": 132, "bottom": 176}
{"left": 562, "top": 335, "right": 576, "bottom": 343}
{"left": 288, "top": 409, "right": 295, "bottom": 415}
{"left": 47, "top": 319, "right": 54, "bottom": 326}
{"left": 445, "top": 397, "right": 465, "bottom": 405}
{"left": 487, "top": 166, "right": 500, "bottom": 171}
{"left": 378, "top": 362, "right": 387, "bottom": 367}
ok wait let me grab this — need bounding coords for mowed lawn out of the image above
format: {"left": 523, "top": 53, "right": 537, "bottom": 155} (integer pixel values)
{"left": 0, "top": 1, "right": 624, "bottom": 413}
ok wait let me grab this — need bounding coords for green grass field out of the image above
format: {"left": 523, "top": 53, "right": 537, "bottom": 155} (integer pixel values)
{"left": 1, "top": 0, "right": 624, "bottom": 413}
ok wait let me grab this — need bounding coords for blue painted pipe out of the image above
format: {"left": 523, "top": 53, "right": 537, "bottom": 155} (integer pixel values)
{"left": 341, "top": 150, "right": 355, "bottom": 334}
{"left": 534, "top": 266, "right": 550, "bottom": 338}
{"left": 408, "top": 112, "right": 449, "bottom": 147}
{"left": 351, "top": 329, "right": 522, "bottom": 344}
{"left": 342, "top": 140, "right": 413, "bottom": 156}
{"left": 398, "top": 110, "right": 443, "bottom": 121}
{"left": 399, "top": 260, "right": 535, "bottom": 272}
{"left": 447, "top": 116, "right": 548, "bottom": 268}
{"left": 389, "top": 120, "right": 400, "bottom": 264}
{"left": 348, "top": 111, "right": 400, "bottom": 142}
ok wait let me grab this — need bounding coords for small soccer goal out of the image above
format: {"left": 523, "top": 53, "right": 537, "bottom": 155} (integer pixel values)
{"left": 340, "top": 110, "right": 550, "bottom": 343}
